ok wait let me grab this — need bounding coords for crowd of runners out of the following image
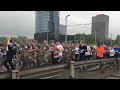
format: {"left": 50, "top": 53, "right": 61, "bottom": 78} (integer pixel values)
{"left": 0, "top": 37, "right": 120, "bottom": 72}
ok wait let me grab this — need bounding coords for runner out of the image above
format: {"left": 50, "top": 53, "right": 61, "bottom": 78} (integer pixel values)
{"left": 96, "top": 44, "right": 105, "bottom": 59}
{"left": 3, "top": 38, "right": 15, "bottom": 71}
{"left": 0, "top": 44, "right": 7, "bottom": 72}
{"left": 79, "top": 40, "right": 87, "bottom": 60}
{"left": 74, "top": 44, "right": 79, "bottom": 61}
{"left": 56, "top": 41, "right": 64, "bottom": 63}
{"left": 85, "top": 44, "right": 92, "bottom": 60}
{"left": 109, "top": 46, "right": 115, "bottom": 58}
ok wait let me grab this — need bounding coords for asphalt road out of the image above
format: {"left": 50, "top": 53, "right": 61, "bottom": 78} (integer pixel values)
{"left": 29, "top": 65, "right": 117, "bottom": 79}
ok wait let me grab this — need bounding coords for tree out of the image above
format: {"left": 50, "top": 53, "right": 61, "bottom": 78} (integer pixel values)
{"left": 116, "top": 35, "right": 120, "bottom": 45}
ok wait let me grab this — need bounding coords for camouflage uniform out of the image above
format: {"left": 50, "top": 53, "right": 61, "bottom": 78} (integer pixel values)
{"left": 42, "top": 45, "right": 51, "bottom": 64}
{"left": 35, "top": 44, "right": 42, "bottom": 66}
{"left": 20, "top": 43, "right": 31, "bottom": 68}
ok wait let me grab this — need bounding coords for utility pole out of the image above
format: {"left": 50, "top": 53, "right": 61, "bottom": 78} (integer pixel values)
{"left": 78, "top": 34, "right": 79, "bottom": 43}
{"left": 75, "top": 34, "right": 76, "bottom": 44}
{"left": 47, "top": 32, "right": 48, "bottom": 42}
{"left": 83, "top": 33, "right": 85, "bottom": 43}
{"left": 118, "top": 35, "right": 120, "bottom": 46}
{"left": 65, "top": 14, "right": 70, "bottom": 44}
{"left": 111, "top": 33, "right": 112, "bottom": 46}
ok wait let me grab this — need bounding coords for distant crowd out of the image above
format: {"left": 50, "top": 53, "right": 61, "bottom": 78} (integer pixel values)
{"left": 0, "top": 38, "right": 120, "bottom": 72}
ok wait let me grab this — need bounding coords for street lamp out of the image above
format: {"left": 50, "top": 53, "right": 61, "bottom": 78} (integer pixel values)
{"left": 47, "top": 32, "right": 48, "bottom": 42}
{"left": 109, "top": 33, "right": 113, "bottom": 46}
{"left": 65, "top": 14, "right": 70, "bottom": 43}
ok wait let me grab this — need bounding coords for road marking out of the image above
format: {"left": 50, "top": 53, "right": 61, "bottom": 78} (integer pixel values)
{"left": 40, "top": 74, "right": 61, "bottom": 79}
{"left": 87, "top": 67, "right": 99, "bottom": 71}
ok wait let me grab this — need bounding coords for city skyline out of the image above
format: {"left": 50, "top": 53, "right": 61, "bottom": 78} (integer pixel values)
{"left": 92, "top": 14, "right": 109, "bottom": 41}
{"left": 0, "top": 11, "right": 119, "bottom": 39}
{"left": 35, "top": 11, "right": 60, "bottom": 41}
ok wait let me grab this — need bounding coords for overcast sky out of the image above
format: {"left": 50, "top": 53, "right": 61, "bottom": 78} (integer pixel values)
{"left": 0, "top": 11, "right": 119, "bottom": 39}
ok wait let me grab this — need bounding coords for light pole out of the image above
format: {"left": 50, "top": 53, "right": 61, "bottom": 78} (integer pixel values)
{"left": 47, "top": 32, "right": 48, "bottom": 42}
{"left": 110, "top": 33, "right": 112, "bottom": 46}
{"left": 118, "top": 36, "right": 119, "bottom": 45}
{"left": 65, "top": 14, "right": 70, "bottom": 43}
{"left": 74, "top": 34, "right": 76, "bottom": 44}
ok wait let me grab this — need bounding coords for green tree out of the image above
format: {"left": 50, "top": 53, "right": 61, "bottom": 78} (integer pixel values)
{"left": 116, "top": 35, "right": 120, "bottom": 45}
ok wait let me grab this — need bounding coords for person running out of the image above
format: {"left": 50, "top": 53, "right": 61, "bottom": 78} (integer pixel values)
{"left": 29, "top": 40, "right": 37, "bottom": 66}
{"left": 91, "top": 44, "right": 96, "bottom": 59}
{"left": 0, "top": 44, "right": 7, "bottom": 72}
{"left": 85, "top": 44, "right": 92, "bottom": 60}
{"left": 3, "top": 38, "right": 15, "bottom": 71}
{"left": 109, "top": 46, "right": 115, "bottom": 58}
{"left": 74, "top": 44, "right": 79, "bottom": 61}
{"left": 114, "top": 45, "right": 120, "bottom": 58}
{"left": 96, "top": 44, "right": 105, "bottom": 59}
{"left": 56, "top": 41, "right": 64, "bottom": 63}
{"left": 12, "top": 39, "right": 19, "bottom": 61}
{"left": 79, "top": 40, "right": 87, "bottom": 60}
{"left": 23, "top": 39, "right": 31, "bottom": 50}
{"left": 106, "top": 46, "right": 110, "bottom": 58}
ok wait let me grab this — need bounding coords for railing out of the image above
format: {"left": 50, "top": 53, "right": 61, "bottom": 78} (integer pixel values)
{"left": 0, "top": 58, "right": 119, "bottom": 79}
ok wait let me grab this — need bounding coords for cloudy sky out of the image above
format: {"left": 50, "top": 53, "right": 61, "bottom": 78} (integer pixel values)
{"left": 0, "top": 11, "right": 119, "bottom": 39}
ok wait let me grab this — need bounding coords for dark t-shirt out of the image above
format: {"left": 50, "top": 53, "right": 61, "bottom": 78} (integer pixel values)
{"left": 7, "top": 45, "right": 13, "bottom": 55}
{"left": 79, "top": 45, "right": 87, "bottom": 54}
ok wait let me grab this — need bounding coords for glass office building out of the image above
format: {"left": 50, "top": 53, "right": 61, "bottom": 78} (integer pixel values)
{"left": 59, "top": 24, "right": 66, "bottom": 35}
{"left": 92, "top": 14, "right": 109, "bottom": 40}
{"left": 35, "top": 11, "right": 60, "bottom": 40}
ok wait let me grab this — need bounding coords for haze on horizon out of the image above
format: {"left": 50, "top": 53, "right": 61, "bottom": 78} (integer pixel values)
{"left": 0, "top": 11, "right": 119, "bottom": 39}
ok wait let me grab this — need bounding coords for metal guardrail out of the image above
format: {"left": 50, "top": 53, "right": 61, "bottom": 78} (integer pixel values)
{"left": 0, "top": 58, "right": 120, "bottom": 79}
{"left": 0, "top": 72, "right": 11, "bottom": 79}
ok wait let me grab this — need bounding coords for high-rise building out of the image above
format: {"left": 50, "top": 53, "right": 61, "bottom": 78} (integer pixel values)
{"left": 35, "top": 11, "right": 60, "bottom": 41}
{"left": 59, "top": 24, "right": 66, "bottom": 35}
{"left": 91, "top": 14, "right": 109, "bottom": 42}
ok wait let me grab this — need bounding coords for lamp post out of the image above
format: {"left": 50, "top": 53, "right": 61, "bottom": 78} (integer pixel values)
{"left": 110, "top": 33, "right": 112, "bottom": 46}
{"left": 47, "top": 32, "right": 48, "bottom": 42}
{"left": 65, "top": 14, "right": 70, "bottom": 43}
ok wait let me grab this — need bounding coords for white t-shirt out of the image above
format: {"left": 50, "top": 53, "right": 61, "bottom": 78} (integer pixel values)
{"left": 74, "top": 47, "right": 79, "bottom": 54}
{"left": 56, "top": 45, "right": 64, "bottom": 57}
{"left": 110, "top": 49, "right": 115, "bottom": 57}
{"left": 85, "top": 46, "right": 91, "bottom": 55}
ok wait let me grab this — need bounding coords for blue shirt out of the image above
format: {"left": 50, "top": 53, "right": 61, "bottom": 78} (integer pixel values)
{"left": 114, "top": 48, "right": 120, "bottom": 53}
{"left": 114, "top": 47, "right": 120, "bottom": 57}
{"left": 13, "top": 43, "right": 17, "bottom": 51}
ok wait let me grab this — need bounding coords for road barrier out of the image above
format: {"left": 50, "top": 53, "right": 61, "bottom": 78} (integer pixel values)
{"left": 0, "top": 58, "right": 119, "bottom": 79}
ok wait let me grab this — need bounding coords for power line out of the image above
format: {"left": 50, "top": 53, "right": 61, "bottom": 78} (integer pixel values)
{"left": 59, "top": 18, "right": 91, "bottom": 25}
{"left": 68, "top": 23, "right": 92, "bottom": 26}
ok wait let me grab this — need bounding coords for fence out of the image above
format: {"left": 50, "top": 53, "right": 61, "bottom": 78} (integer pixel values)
{"left": 0, "top": 58, "right": 119, "bottom": 79}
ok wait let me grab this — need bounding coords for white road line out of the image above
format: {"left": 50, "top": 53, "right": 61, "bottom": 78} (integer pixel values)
{"left": 40, "top": 74, "right": 61, "bottom": 79}
{"left": 87, "top": 67, "right": 99, "bottom": 71}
